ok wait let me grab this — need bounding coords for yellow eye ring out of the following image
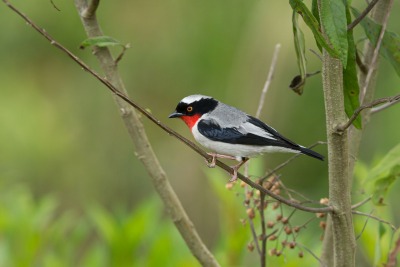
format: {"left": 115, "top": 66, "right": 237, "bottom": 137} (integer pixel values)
{"left": 187, "top": 106, "right": 193, "bottom": 112}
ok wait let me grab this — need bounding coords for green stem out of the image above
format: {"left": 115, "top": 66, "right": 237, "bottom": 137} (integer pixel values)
{"left": 321, "top": 52, "right": 356, "bottom": 267}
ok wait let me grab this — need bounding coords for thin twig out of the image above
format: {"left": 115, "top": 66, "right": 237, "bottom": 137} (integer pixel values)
{"left": 248, "top": 219, "right": 262, "bottom": 255}
{"left": 355, "top": 51, "right": 368, "bottom": 74}
{"left": 355, "top": 210, "right": 373, "bottom": 240}
{"left": 244, "top": 163, "right": 262, "bottom": 255}
{"left": 50, "top": 0, "right": 61, "bottom": 11}
{"left": 115, "top": 44, "right": 130, "bottom": 64}
{"left": 337, "top": 93, "right": 400, "bottom": 132}
{"left": 360, "top": 0, "right": 394, "bottom": 103}
{"left": 255, "top": 43, "right": 281, "bottom": 118}
{"left": 265, "top": 229, "right": 278, "bottom": 239}
{"left": 261, "top": 141, "right": 326, "bottom": 182}
{"left": 2, "top": 0, "right": 334, "bottom": 214}
{"left": 351, "top": 196, "right": 372, "bottom": 209}
{"left": 297, "top": 243, "right": 325, "bottom": 266}
{"left": 352, "top": 210, "right": 397, "bottom": 231}
{"left": 371, "top": 96, "right": 400, "bottom": 114}
{"left": 309, "top": 49, "right": 322, "bottom": 62}
{"left": 259, "top": 192, "right": 267, "bottom": 267}
{"left": 347, "top": 0, "right": 380, "bottom": 31}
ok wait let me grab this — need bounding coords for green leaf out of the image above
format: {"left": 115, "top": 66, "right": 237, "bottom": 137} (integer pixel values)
{"left": 352, "top": 8, "right": 400, "bottom": 77}
{"left": 289, "top": 0, "right": 339, "bottom": 58}
{"left": 311, "top": 0, "right": 322, "bottom": 52}
{"left": 320, "top": 0, "right": 348, "bottom": 66}
{"left": 80, "top": 36, "right": 123, "bottom": 49}
{"left": 374, "top": 222, "right": 387, "bottom": 266}
{"left": 365, "top": 143, "right": 400, "bottom": 205}
{"left": 291, "top": 11, "right": 307, "bottom": 95}
{"left": 343, "top": 4, "right": 361, "bottom": 128}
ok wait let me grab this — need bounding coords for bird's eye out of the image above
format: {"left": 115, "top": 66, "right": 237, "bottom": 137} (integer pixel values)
{"left": 187, "top": 106, "right": 193, "bottom": 112}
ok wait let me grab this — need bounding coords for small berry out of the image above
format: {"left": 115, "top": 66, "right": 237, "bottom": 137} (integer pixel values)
{"left": 289, "top": 241, "right": 296, "bottom": 249}
{"left": 294, "top": 226, "right": 300, "bottom": 233}
{"left": 225, "top": 182, "right": 234, "bottom": 190}
{"left": 281, "top": 217, "right": 289, "bottom": 224}
{"left": 272, "top": 202, "right": 280, "bottom": 210}
{"left": 320, "top": 221, "right": 327, "bottom": 230}
{"left": 268, "top": 234, "right": 277, "bottom": 241}
{"left": 267, "top": 221, "right": 275, "bottom": 228}
{"left": 273, "top": 189, "right": 281, "bottom": 195}
{"left": 316, "top": 212, "right": 325, "bottom": 218}
{"left": 298, "top": 251, "right": 304, "bottom": 258}
{"left": 276, "top": 250, "right": 282, "bottom": 257}
{"left": 269, "top": 248, "right": 277, "bottom": 256}
{"left": 320, "top": 198, "right": 329, "bottom": 205}
{"left": 247, "top": 242, "right": 254, "bottom": 252}
{"left": 284, "top": 226, "right": 292, "bottom": 235}
{"left": 246, "top": 208, "right": 256, "bottom": 219}
{"left": 276, "top": 214, "right": 283, "bottom": 221}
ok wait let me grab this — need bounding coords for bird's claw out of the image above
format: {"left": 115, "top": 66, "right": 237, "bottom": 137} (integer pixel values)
{"left": 206, "top": 153, "right": 217, "bottom": 168}
{"left": 229, "top": 169, "right": 238, "bottom": 182}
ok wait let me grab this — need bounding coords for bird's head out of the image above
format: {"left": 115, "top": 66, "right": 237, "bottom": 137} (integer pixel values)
{"left": 169, "top": 94, "right": 218, "bottom": 129}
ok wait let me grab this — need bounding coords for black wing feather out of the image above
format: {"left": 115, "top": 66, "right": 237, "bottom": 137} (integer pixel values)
{"left": 246, "top": 116, "right": 300, "bottom": 148}
{"left": 197, "top": 118, "right": 295, "bottom": 149}
{"left": 247, "top": 116, "right": 324, "bottom": 160}
{"left": 197, "top": 117, "right": 324, "bottom": 160}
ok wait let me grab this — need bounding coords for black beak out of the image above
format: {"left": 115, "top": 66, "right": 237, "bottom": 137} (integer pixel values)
{"left": 168, "top": 111, "right": 184, "bottom": 118}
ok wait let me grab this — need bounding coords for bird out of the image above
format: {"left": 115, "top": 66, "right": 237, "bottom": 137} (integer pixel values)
{"left": 168, "top": 94, "right": 323, "bottom": 181}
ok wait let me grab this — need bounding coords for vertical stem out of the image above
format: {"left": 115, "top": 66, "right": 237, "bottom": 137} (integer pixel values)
{"left": 321, "top": 52, "right": 356, "bottom": 267}
{"left": 260, "top": 192, "right": 267, "bottom": 267}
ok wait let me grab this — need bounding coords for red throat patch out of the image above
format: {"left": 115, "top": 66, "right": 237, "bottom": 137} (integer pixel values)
{"left": 180, "top": 114, "right": 201, "bottom": 130}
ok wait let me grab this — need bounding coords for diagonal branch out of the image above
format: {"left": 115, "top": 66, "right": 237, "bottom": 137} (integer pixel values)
{"left": 255, "top": 43, "right": 281, "bottom": 118}
{"left": 347, "top": 0, "right": 380, "bottom": 31}
{"left": 336, "top": 93, "right": 400, "bottom": 132}
{"left": 352, "top": 210, "right": 397, "bottom": 231}
{"left": 359, "top": 0, "right": 394, "bottom": 103}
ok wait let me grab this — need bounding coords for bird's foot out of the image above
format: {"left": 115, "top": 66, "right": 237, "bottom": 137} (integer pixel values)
{"left": 228, "top": 158, "right": 249, "bottom": 182}
{"left": 206, "top": 153, "right": 217, "bottom": 168}
{"left": 205, "top": 153, "right": 237, "bottom": 168}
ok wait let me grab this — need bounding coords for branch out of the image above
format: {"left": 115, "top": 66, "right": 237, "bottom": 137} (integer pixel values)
{"left": 351, "top": 196, "right": 372, "bottom": 210}
{"left": 347, "top": 0, "right": 380, "bottom": 31}
{"left": 2, "top": 0, "right": 334, "bottom": 215}
{"left": 387, "top": 236, "right": 400, "bottom": 267}
{"left": 82, "top": 0, "right": 99, "bottom": 18}
{"left": 255, "top": 43, "right": 281, "bottom": 118}
{"left": 359, "top": 0, "right": 394, "bottom": 104}
{"left": 297, "top": 243, "right": 325, "bottom": 266}
{"left": 371, "top": 95, "right": 400, "bottom": 114}
{"left": 261, "top": 141, "right": 326, "bottom": 182}
{"left": 352, "top": 210, "right": 397, "bottom": 231}
{"left": 336, "top": 93, "right": 400, "bottom": 132}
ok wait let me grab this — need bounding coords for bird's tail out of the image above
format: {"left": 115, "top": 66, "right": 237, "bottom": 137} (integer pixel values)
{"left": 299, "top": 146, "right": 324, "bottom": 161}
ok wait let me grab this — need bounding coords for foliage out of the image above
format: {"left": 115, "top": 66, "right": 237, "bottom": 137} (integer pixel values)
{"left": 352, "top": 7, "right": 400, "bottom": 77}
{"left": 289, "top": 0, "right": 361, "bottom": 128}
{"left": 364, "top": 143, "right": 400, "bottom": 206}
{"left": 0, "top": 184, "right": 200, "bottom": 267}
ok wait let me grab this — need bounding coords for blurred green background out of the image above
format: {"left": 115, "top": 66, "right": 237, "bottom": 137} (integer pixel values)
{"left": 1, "top": 0, "right": 400, "bottom": 266}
